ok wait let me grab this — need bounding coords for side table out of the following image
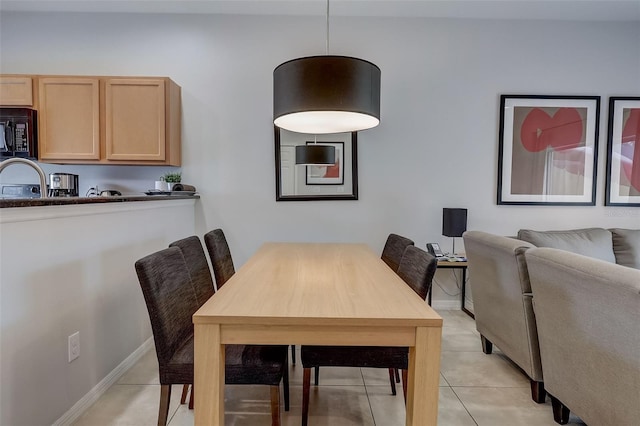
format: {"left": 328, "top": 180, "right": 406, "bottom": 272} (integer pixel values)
{"left": 434, "top": 260, "right": 473, "bottom": 318}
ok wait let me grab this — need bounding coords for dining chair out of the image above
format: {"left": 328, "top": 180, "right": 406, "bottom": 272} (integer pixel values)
{"left": 300, "top": 245, "right": 437, "bottom": 426}
{"left": 381, "top": 233, "right": 415, "bottom": 272}
{"left": 204, "top": 229, "right": 299, "bottom": 366}
{"left": 169, "top": 235, "right": 215, "bottom": 307}
{"left": 203, "top": 228, "right": 235, "bottom": 290}
{"left": 380, "top": 233, "right": 415, "bottom": 386}
{"left": 135, "top": 246, "right": 290, "bottom": 426}
{"left": 168, "top": 236, "right": 215, "bottom": 408}
{"left": 311, "top": 233, "right": 417, "bottom": 387}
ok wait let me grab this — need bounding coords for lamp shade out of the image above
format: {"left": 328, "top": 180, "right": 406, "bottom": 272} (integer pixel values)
{"left": 273, "top": 55, "right": 381, "bottom": 134}
{"left": 442, "top": 208, "right": 468, "bottom": 237}
{"left": 295, "top": 145, "right": 336, "bottom": 165}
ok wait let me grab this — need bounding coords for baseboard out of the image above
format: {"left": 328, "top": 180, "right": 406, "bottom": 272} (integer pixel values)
{"left": 431, "top": 299, "right": 474, "bottom": 312}
{"left": 431, "top": 300, "right": 461, "bottom": 310}
{"left": 53, "top": 337, "right": 154, "bottom": 426}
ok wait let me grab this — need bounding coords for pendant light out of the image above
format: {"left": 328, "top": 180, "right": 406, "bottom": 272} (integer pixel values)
{"left": 295, "top": 144, "right": 336, "bottom": 165}
{"left": 273, "top": 0, "right": 381, "bottom": 135}
{"left": 294, "top": 133, "right": 336, "bottom": 165}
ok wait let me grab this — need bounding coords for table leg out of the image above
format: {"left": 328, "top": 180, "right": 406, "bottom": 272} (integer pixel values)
{"left": 194, "top": 323, "right": 225, "bottom": 425}
{"left": 406, "top": 326, "right": 441, "bottom": 425}
{"left": 460, "top": 267, "right": 474, "bottom": 319}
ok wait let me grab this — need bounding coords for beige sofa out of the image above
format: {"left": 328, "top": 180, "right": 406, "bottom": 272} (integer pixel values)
{"left": 463, "top": 231, "right": 544, "bottom": 402}
{"left": 525, "top": 247, "right": 640, "bottom": 425}
{"left": 463, "top": 228, "right": 640, "bottom": 413}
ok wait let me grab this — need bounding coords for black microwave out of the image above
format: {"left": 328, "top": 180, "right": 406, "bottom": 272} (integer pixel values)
{"left": 0, "top": 108, "right": 38, "bottom": 159}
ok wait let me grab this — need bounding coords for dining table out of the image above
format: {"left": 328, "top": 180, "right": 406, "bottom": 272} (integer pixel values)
{"left": 193, "top": 242, "right": 443, "bottom": 425}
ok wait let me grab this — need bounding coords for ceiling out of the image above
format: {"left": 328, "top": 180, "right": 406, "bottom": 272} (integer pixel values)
{"left": 1, "top": 0, "right": 639, "bottom": 21}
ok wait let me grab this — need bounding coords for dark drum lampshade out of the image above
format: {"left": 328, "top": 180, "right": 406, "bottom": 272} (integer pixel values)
{"left": 273, "top": 55, "right": 381, "bottom": 135}
{"left": 295, "top": 145, "right": 336, "bottom": 165}
{"left": 442, "top": 208, "right": 468, "bottom": 238}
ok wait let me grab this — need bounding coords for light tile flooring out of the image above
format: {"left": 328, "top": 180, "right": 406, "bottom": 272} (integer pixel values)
{"left": 73, "top": 310, "right": 586, "bottom": 425}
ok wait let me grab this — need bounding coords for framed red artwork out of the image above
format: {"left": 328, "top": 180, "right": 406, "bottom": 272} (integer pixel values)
{"left": 605, "top": 97, "right": 640, "bottom": 207}
{"left": 497, "top": 95, "right": 600, "bottom": 205}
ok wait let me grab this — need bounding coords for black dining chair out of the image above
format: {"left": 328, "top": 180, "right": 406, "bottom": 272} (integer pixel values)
{"left": 203, "top": 229, "right": 235, "bottom": 290}
{"left": 300, "top": 246, "right": 437, "bottom": 426}
{"left": 168, "top": 236, "right": 215, "bottom": 408}
{"left": 135, "top": 246, "right": 289, "bottom": 426}
{"left": 379, "top": 233, "right": 415, "bottom": 386}
{"left": 204, "top": 229, "right": 299, "bottom": 367}
{"left": 312, "top": 233, "right": 416, "bottom": 389}
{"left": 381, "top": 233, "right": 415, "bottom": 272}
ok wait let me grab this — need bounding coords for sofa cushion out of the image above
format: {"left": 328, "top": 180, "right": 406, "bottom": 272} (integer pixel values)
{"left": 517, "top": 228, "right": 615, "bottom": 263}
{"left": 610, "top": 228, "right": 640, "bottom": 269}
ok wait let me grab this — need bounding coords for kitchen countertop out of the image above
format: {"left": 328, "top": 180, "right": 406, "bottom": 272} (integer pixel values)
{"left": 0, "top": 194, "right": 199, "bottom": 208}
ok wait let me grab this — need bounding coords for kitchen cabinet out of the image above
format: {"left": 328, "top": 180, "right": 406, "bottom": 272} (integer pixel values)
{"left": 0, "top": 76, "right": 34, "bottom": 106}
{"left": 36, "top": 75, "right": 181, "bottom": 165}
{"left": 38, "top": 77, "right": 101, "bottom": 160}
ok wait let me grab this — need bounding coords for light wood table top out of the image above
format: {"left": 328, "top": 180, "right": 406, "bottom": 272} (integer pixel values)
{"left": 195, "top": 242, "right": 442, "bottom": 327}
{"left": 193, "top": 242, "right": 443, "bottom": 425}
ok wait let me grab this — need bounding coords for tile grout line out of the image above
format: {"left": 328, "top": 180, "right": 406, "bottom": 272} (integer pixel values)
{"left": 361, "top": 368, "right": 378, "bottom": 426}
{"left": 449, "top": 386, "right": 480, "bottom": 426}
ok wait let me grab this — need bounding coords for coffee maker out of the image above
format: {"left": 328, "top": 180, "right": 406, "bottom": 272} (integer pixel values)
{"left": 48, "top": 173, "right": 79, "bottom": 197}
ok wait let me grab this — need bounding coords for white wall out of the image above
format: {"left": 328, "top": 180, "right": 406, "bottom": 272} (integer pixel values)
{"left": 1, "top": 10, "right": 639, "bottom": 307}
{"left": 0, "top": 14, "right": 639, "bottom": 411}
{"left": 0, "top": 200, "right": 196, "bottom": 425}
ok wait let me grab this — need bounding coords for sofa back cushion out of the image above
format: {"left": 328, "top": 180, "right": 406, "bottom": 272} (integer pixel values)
{"left": 517, "top": 228, "right": 615, "bottom": 263}
{"left": 610, "top": 228, "right": 640, "bottom": 269}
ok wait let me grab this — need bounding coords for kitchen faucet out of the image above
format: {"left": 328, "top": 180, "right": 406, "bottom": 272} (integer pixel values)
{"left": 0, "top": 158, "right": 48, "bottom": 198}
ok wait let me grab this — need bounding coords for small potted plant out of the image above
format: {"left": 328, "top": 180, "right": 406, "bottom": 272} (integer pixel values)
{"left": 163, "top": 172, "right": 182, "bottom": 191}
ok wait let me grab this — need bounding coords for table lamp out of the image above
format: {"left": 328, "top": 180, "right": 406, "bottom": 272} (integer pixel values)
{"left": 442, "top": 208, "right": 467, "bottom": 255}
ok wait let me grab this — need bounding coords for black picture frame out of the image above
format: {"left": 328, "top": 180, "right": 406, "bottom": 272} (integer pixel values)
{"left": 605, "top": 96, "right": 640, "bottom": 207}
{"left": 274, "top": 127, "right": 358, "bottom": 201}
{"left": 497, "top": 94, "right": 600, "bottom": 206}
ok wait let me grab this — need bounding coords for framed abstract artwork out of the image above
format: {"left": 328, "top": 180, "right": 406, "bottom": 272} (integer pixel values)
{"left": 306, "top": 142, "right": 344, "bottom": 185}
{"left": 497, "top": 95, "right": 600, "bottom": 205}
{"left": 605, "top": 97, "right": 640, "bottom": 207}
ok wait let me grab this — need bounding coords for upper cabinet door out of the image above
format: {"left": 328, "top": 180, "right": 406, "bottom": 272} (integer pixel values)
{"left": 105, "top": 79, "right": 166, "bottom": 162}
{"left": 38, "top": 77, "right": 101, "bottom": 160}
{"left": 0, "top": 76, "right": 34, "bottom": 106}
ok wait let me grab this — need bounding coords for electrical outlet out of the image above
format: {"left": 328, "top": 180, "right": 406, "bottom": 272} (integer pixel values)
{"left": 68, "top": 332, "right": 80, "bottom": 363}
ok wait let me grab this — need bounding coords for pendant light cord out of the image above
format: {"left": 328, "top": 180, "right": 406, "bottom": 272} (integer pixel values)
{"left": 326, "top": 0, "right": 330, "bottom": 55}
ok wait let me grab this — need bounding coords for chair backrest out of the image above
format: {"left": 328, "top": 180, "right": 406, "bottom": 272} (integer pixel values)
{"left": 203, "top": 229, "right": 235, "bottom": 289}
{"left": 381, "top": 233, "right": 415, "bottom": 272}
{"left": 396, "top": 246, "right": 437, "bottom": 301}
{"left": 169, "top": 236, "right": 215, "bottom": 306}
{"left": 134, "top": 247, "right": 198, "bottom": 367}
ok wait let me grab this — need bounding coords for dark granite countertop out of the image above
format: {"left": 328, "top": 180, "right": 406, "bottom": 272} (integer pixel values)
{"left": 0, "top": 194, "right": 199, "bottom": 208}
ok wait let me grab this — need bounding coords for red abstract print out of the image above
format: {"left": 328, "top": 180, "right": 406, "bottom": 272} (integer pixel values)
{"left": 621, "top": 108, "right": 640, "bottom": 192}
{"left": 520, "top": 107, "right": 584, "bottom": 152}
{"left": 324, "top": 158, "right": 340, "bottom": 178}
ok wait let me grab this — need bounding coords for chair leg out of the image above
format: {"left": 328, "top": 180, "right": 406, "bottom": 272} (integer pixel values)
{"left": 291, "top": 345, "right": 296, "bottom": 365}
{"left": 551, "top": 395, "right": 570, "bottom": 424}
{"left": 188, "top": 386, "right": 194, "bottom": 410}
{"left": 158, "top": 385, "right": 171, "bottom": 426}
{"left": 401, "top": 369, "right": 408, "bottom": 403}
{"left": 388, "top": 368, "right": 397, "bottom": 395}
{"left": 270, "top": 385, "right": 281, "bottom": 426}
{"left": 394, "top": 368, "right": 400, "bottom": 383}
{"left": 314, "top": 366, "right": 320, "bottom": 386}
{"left": 530, "top": 379, "right": 546, "bottom": 403}
{"left": 302, "top": 368, "right": 311, "bottom": 426}
{"left": 283, "top": 355, "right": 290, "bottom": 412}
{"left": 180, "top": 384, "right": 189, "bottom": 404}
{"left": 481, "top": 335, "right": 493, "bottom": 354}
